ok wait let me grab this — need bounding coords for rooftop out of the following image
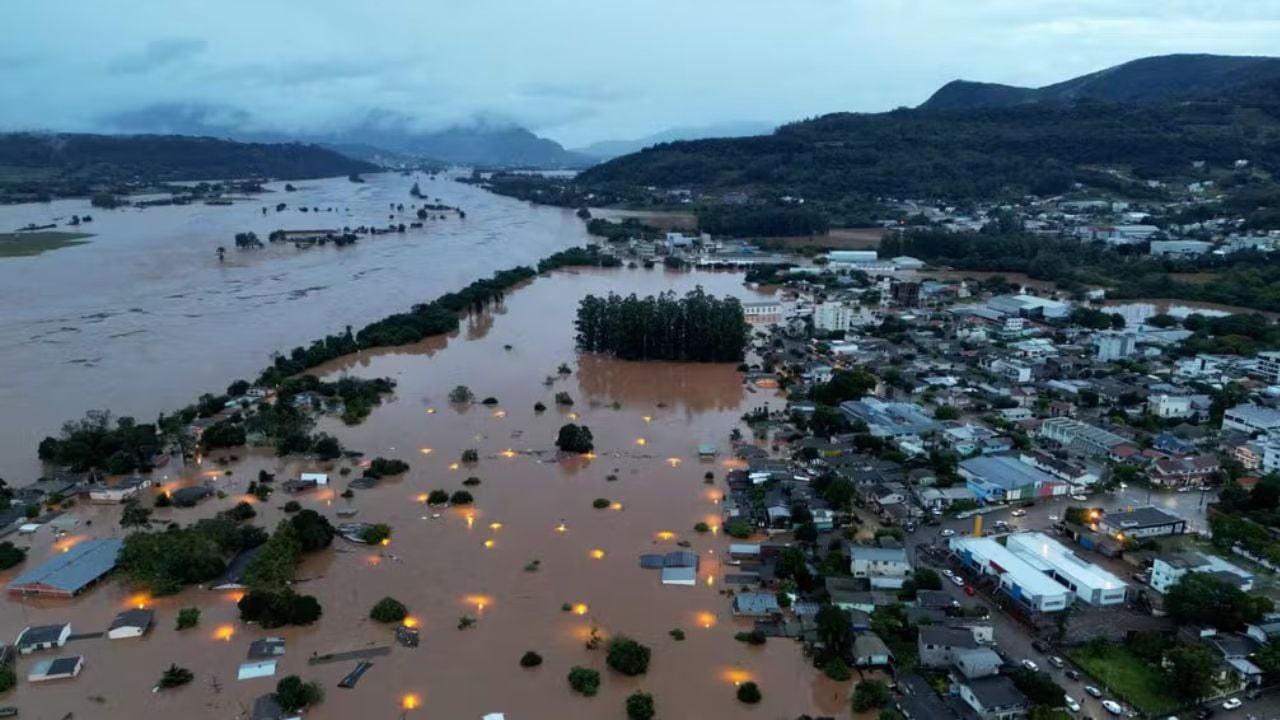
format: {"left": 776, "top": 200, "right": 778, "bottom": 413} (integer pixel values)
{"left": 1100, "top": 506, "right": 1184, "bottom": 530}
{"left": 849, "top": 546, "right": 908, "bottom": 564}
{"left": 1006, "top": 532, "right": 1127, "bottom": 592}
{"left": 964, "top": 675, "right": 1027, "bottom": 710}
{"left": 960, "top": 454, "right": 1057, "bottom": 489}
{"left": 951, "top": 536, "right": 1072, "bottom": 600}
{"left": 919, "top": 626, "right": 977, "bottom": 649}
{"left": 8, "top": 538, "right": 123, "bottom": 596}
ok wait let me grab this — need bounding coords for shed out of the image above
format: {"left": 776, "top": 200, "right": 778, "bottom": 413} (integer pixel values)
{"left": 661, "top": 566, "right": 697, "bottom": 586}
{"left": 15, "top": 623, "right": 71, "bottom": 654}
{"left": 300, "top": 472, "right": 329, "bottom": 486}
{"left": 107, "top": 609, "right": 154, "bottom": 640}
{"left": 238, "top": 660, "right": 278, "bottom": 680}
{"left": 248, "top": 637, "right": 286, "bottom": 659}
{"left": 7, "top": 538, "right": 123, "bottom": 598}
{"left": 28, "top": 655, "right": 83, "bottom": 682}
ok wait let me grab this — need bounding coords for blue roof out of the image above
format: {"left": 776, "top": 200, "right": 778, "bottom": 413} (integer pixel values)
{"left": 8, "top": 538, "right": 123, "bottom": 595}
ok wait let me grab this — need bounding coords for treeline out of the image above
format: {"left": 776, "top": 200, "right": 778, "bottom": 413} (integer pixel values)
{"left": 536, "top": 245, "right": 621, "bottom": 272}
{"left": 575, "top": 287, "right": 747, "bottom": 362}
{"left": 697, "top": 204, "right": 828, "bottom": 237}
{"left": 586, "top": 217, "right": 662, "bottom": 242}
{"left": 37, "top": 411, "right": 159, "bottom": 474}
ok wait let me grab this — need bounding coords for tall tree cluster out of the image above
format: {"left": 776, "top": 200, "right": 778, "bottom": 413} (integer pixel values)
{"left": 575, "top": 287, "right": 747, "bottom": 362}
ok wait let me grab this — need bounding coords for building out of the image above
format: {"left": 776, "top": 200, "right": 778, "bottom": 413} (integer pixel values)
{"left": 1255, "top": 352, "right": 1280, "bottom": 384}
{"left": 660, "top": 551, "right": 698, "bottom": 586}
{"left": 827, "top": 250, "right": 878, "bottom": 266}
{"left": 1223, "top": 404, "right": 1280, "bottom": 435}
{"left": 955, "top": 647, "right": 1003, "bottom": 679}
{"left": 1151, "top": 554, "right": 1254, "bottom": 594}
{"left": 959, "top": 455, "right": 1067, "bottom": 504}
{"left": 1150, "top": 240, "right": 1214, "bottom": 257}
{"left": 1147, "top": 394, "right": 1195, "bottom": 419}
{"left": 849, "top": 546, "right": 911, "bottom": 590}
{"left": 732, "top": 592, "right": 781, "bottom": 617}
{"left": 171, "top": 485, "right": 214, "bottom": 506}
{"left": 852, "top": 633, "right": 893, "bottom": 667}
{"left": 1018, "top": 452, "right": 1098, "bottom": 487}
{"left": 27, "top": 656, "right": 84, "bottom": 683}
{"left": 839, "top": 398, "right": 940, "bottom": 439}
{"left": 892, "top": 281, "right": 921, "bottom": 308}
{"left": 1096, "top": 332, "right": 1137, "bottom": 361}
{"left": 813, "top": 302, "right": 855, "bottom": 332}
{"left": 87, "top": 475, "right": 152, "bottom": 503}
{"left": 1005, "top": 532, "right": 1128, "bottom": 606}
{"left": 742, "top": 301, "right": 784, "bottom": 326}
{"left": 7, "top": 538, "right": 123, "bottom": 598}
{"left": 1039, "top": 417, "right": 1129, "bottom": 458}
{"left": 15, "top": 623, "right": 71, "bottom": 654}
{"left": 917, "top": 626, "right": 978, "bottom": 668}
{"left": 249, "top": 637, "right": 287, "bottom": 659}
{"left": 1149, "top": 455, "right": 1220, "bottom": 488}
{"left": 107, "top": 609, "right": 154, "bottom": 640}
{"left": 941, "top": 424, "right": 1012, "bottom": 456}
{"left": 959, "top": 675, "right": 1029, "bottom": 720}
{"left": 1097, "top": 507, "right": 1187, "bottom": 539}
{"left": 951, "top": 537, "right": 1072, "bottom": 613}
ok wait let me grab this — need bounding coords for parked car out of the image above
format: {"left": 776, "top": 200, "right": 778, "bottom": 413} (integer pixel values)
{"left": 1070, "top": 494, "right": 1088, "bottom": 501}
{"left": 1085, "top": 686, "right": 1103, "bottom": 698}
{"left": 1011, "top": 509, "right": 1028, "bottom": 517}
{"left": 1195, "top": 709, "right": 1215, "bottom": 720}
{"left": 1021, "top": 659, "right": 1039, "bottom": 672}
{"left": 951, "top": 574, "right": 965, "bottom": 587}
{"left": 940, "top": 529, "right": 956, "bottom": 538}
{"left": 1065, "top": 696, "right": 1081, "bottom": 712}
{"left": 1221, "top": 698, "right": 1242, "bottom": 710}
{"left": 1049, "top": 655, "right": 1065, "bottom": 668}
{"left": 965, "top": 585, "right": 976, "bottom": 596}
{"left": 942, "top": 569, "right": 955, "bottom": 579}
{"left": 1065, "top": 669, "right": 1081, "bottom": 681}
{"left": 1032, "top": 640, "right": 1049, "bottom": 653}
{"left": 1102, "top": 699, "right": 1123, "bottom": 715}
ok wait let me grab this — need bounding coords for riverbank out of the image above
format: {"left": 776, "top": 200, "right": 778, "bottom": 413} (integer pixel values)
{"left": 0, "top": 230, "right": 92, "bottom": 257}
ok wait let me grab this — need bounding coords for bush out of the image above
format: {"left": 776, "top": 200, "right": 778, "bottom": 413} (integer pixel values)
{"left": 276, "top": 675, "right": 323, "bottom": 712}
{"left": 461, "top": 449, "right": 479, "bottom": 463}
{"left": 606, "top": 636, "right": 651, "bottom": 676}
{"left": 226, "top": 501, "right": 257, "bottom": 521}
{"left": 154, "top": 493, "right": 173, "bottom": 508}
{"left": 822, "top": 657, "right": 852, "bottom": 682}
{"left": 427, "top": 489, "right": 449, "bottom": 504}
{"left": 520, "top": 651, "right": 543, "bottom": 668}
{"left": 534, "top": 401, "right": 547, "bottom": 412}
{"left": 669, "top": 628, "right": 686, "bottom": 641}
{"left": 481, "top": 397, "right": 499, "bottom": 405}
{"left": 852, "top": 680, "right": 890, "bottom": 712}
{"left": 734, "top": 630, "right": 766, "bottom": 645}
{"left": 158, "top": 664, "right": 194, "bottom": 689}
{"left": 725, "top": 518, "right": 754, "bottom": 538}
{"left": 592, "top": 498, "right": 611, "bottom": 509}
{"left": 626, "top": 692, "right": 656, "bottom": 720}
{"left": 176, "top": 607, "right": 201, "bottom": 630}
{"left": 463, "top": 476, "right": 481, "bottom": 486}
{"left": 448, "top": 386, "right": 475, "bottom": 403}
{"left": 568, "top": 666, "right": 601, "bottom": 696}
{"left": 736, "top": 681, "right": 762, "bottom": 704}
{"left": 555, "top": 391, "right": 574, "bottom": 406}
{"left": 359, "top": 523, "right": 392, "bottom": 544}
{"left": 370, "top": 596, "right": 408, "bottom": 623}
{"left": 556, "top": 423, "right": 594, "bottom": 453}
{"left": 694, "top": 522, "right": 710, "bottom": 533}
{"left": 449, "top": 490, "right": 474, "bottom": 505}
{"left": 282, "top": 500, "right": 301, "bottom": 513}
{"left": 0, "top": 541, "right": 26, "bottom": 571}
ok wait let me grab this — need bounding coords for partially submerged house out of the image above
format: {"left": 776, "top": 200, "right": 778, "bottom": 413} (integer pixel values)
{"left": 28, "top": 656, "right": 83, "bottom": 683}
{"left": 15, "top": 623, "right": 71, "bottom": 654}
{"left": 107, "top": 609, "right": 154, "bottom": 640}
{"left": 660, "top": 551, "right": 699, "bottom": 586}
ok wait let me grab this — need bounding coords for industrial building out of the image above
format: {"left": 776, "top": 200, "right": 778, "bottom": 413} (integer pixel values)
{"left": 1005, "top": 532, "right": 1128, "bottom": 606}
{"left": 959, "top": 454, "right": 1068, "bottom": 503}
{"left": 7, "top": 538, "right": 123, "bottom": 598}
{"left": 950, "top": 537, "right": 1072, "bottom": 613}
{"left": 839, "top": 398, "right": 940, "bottom": 439}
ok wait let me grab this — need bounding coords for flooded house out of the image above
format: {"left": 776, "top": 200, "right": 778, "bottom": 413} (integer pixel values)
{"left": 87, "top": 475, "right": 152, "bottom": 503}
{"left": 15, "top": 623, "right": 71, "bottom": 654}
{"left": 7, "top": 537, "right": 123, "bottom": 598}
{"left": 107, "top": 609, "right": 154, "bottom": 640}
{"left": 27, "top": 655, "right": 84, "bottom": 683}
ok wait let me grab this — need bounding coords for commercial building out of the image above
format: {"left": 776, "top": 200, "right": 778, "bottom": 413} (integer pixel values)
{"left": 1223, "top": 404, "right": 1280, "bottom": 435}
{"left": 7, "top": 538, "right": 123, "bottom": 598}
{"left": 742, "top": 301, "right": 784, "bottom": 326}
{"left": 1150, "top": 553, "right": 1254, "bottom": 594}
{"left": 1018, "top": 452, "right": 1098, "bottom": 487}
{"left": 1096, "top": 332, "right": 1137, "bottom": 361}
{"left": 959, "top": 454, "right": 1068, "bottom": 504}
{"left": 987, "top": 294, "right": 1070, "bottom": 320}
{"left": 1005, "top": 532, "right": 1128, "bottom": 606}
{"left": 839, "top": 398, "right": 940, "bottom": 439}
{"left": 1254, "top": 352, "right": 1280, "bottom": 384}
{"left": 1097, "top": 507, "right": 1187, "bottom": 540}
{"left": 950, "top": 537, "right": 1072, "bottom": 613}
{"left": 1039, "top": 417, "right": 1129, "bottom": 458}
{"left": 826, "top": 250, "right": 878, "bottom": 266}
{"left": 1149, "top": 240, "right": 1214, "bottom": 257}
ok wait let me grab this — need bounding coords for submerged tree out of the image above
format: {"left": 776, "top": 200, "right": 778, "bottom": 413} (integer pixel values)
{"left": 575, "top": 287, "right": 748, "bottom": 362}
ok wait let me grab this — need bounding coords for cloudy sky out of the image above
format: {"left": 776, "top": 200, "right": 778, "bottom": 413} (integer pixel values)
{"left": 3, "top": 0, "right": 1279, "bottom": 146}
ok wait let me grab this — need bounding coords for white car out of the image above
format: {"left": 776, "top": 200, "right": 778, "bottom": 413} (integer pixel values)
{"left": 1084, "top": 686, "right": 1102, "bottom": 698}
{"left": 942, "top": 569, "right": 955, "bottom": 579}
{"left": 1011, "top": 509, "right": 1027, "bottom": 517}
{"left": 951, "top": 574, "right": 965, "bottom": 587}
{"left": 1178, "top": 486, "right": 1194, "bottom": 493}
{"left": 1223, "top": 698, "right": 1243, "bottom": 710}
{"left": 1021, "top": 659, "right": 1038, "bottom": 672}
{"left": 940, "top": 529, "right": 956, "bottom": 537}
{"left": 1064, "top": 696, "right": 1080, "bottom": 712}
{"left": 1102, "top": 699, "right": 1123, "bottom": 715}
{"left": 1048, "top": 655, "right": 1064, "bottom": 668}
{"left": 1070, "top": 494, "right": 1088, "bottom": 501}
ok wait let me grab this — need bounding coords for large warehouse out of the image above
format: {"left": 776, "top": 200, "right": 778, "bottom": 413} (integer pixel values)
{"left": 950, "top": 536, "right": 1071, "bottom": 613}
{"left": 1005, "top": 532, "right": 1128, "bottom": 606}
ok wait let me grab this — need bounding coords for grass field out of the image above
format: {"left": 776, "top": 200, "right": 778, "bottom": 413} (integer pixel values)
{"left": 0, "top": 231, "right": 92, "bottom": 258}
{"left": 1067, "top": 645, "right": 1179, "bottom": 716}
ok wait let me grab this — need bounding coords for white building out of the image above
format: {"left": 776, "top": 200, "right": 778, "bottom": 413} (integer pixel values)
{"left": 1222, "top": 404, "right": 1280, "bottom": 435}
{"left": 814, "top": 303, "right": 854, "bottom": 332}
{"left": 1255, "top": 352, "right": 1280, "bottom": 384}
{"left": 107, "top": 609, "right": 154, "bottom": 640}
{"left": 1096, "top": 333, "right": 1137, "bottom": 362}
{"left": 1005, "top": 532, "right": 1127, "bottom": 606}
{"left": 1147, "top": 394, "right": 1194, "bottom": 419}
{"left": 849, "top": 546, "right": 912, "bottom": 590}
{"left": 950, "top": 537, "right": 1071, "bottom": 613}
{"left": 742, "top": 301, "right": 784, "bottom": 326}
{"left": 826, "top": 250, "right": 878, "bottom": 266}
{"left": 1149, "top": 240, "right": 1213, "bottom": 257}
{"left": 1150, "top": 553, "right": 1254, "bottom": 594}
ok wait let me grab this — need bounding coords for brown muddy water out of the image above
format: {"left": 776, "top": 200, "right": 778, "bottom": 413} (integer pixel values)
{"left": 0, "top": 267, "right": 852, "bottom": 719}
{"left": 0, "top": 172, "right": 599, "bottom": 482}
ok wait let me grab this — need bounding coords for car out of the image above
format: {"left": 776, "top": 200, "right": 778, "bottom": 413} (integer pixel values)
{"left": 1102, "top": 699, "right": 1123, "bottom": 715}
{"left": 965, "top": 584, "right": 977, "bottom": 596}
{"left": 1222, "top": 698, "right": 1242, "bottom": 710}
{"left": 1065, "top": 669, "right": 1081, "bottom": 681}
{"left": 1178, "top": 486, "right": 1194, "bottom": 493}
{"left": 1195, "top": 709, "right": 1215, "bottom": 720}
{"left": 931, "top": 508, "right": 943, "bottom": 516}
{"left": 1085, "top": 686, "right": 1103, "bottom": 698}
{"left": 1032, "top": 640, "right": 1049, "bottom": 653}
{"left": 1071, "top": 494, "right": 1088, "bottom": 501}
{"left": 1065, "top": 696, "right": 1081, "bottom": 712}
{"left": 942, "top": 569, "right": 955, "bottom": 579}
{"left": 1021, "top": 659, "right": 1039, "bottom": 672}
{"left": 941, "top": 529, "right": 956, "bottom": 537}
{"left": 1119, "top": 482, "right": 1129, "bottom": 490}
{"left": 1011, "top": 509, "right": 1027, "bottom": 517}
{"left": 1049, "top": 655, "right": 1065, "bottom": 668}
{"left": 951, "top": 574, "right": 965, "bottom": 587}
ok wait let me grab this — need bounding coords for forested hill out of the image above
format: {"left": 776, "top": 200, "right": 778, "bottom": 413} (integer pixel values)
{"left": 921, "top": 54, "right": 1280, "bottom": 111}
{"left": 577, "top": 76, "right": 1280, "bottom": 201}
{"left": 0, "top": 132, "right": 378, "bottom": 200}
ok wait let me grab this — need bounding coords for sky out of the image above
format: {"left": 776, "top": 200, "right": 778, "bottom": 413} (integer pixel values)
{"left": 3, "top": 0, "right": 1280, "bottom": 147}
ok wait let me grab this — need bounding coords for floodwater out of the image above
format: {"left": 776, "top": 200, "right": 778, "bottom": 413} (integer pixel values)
{"left": 0, "top": 172, "right": 594, "bottom": 482}
{"left": 0, "top": 267, "right": 854, "bottom": 719}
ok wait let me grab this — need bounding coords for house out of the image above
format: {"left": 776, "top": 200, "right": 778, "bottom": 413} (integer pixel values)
{"left": 171, "top": 485, "right": 214, "bottom": 507}
{"left": 210, "top": 546, "right": 264, "bottom": 591}
{"left": 7, "top": 538, "right": 123, "bottom": 598}
{"left": 1151, "top": 554, "right": 1254, "bottom": 594}
{"left": 917, "top": 626, "right": 978, "bottom": 668}
{"left": 849, "top": 546, "right": 912, "bottom": 590}
{"left": 1097, "top": 507, "right": 1187, "bottom": 540}
{"left": 1018, "top": 452, "right": 1098, "bottom": 487}
{"left": 1149, "top": 455, "right": 1220, "bottom": 488}
{"left": 959, "top": 675, "right": 1029, "bottom": 720}
{"left": 954, "top": 647, "right": 1004, "bottom": 679}
{"left": 917, "top": 486, "right": 978, "bottom": 511}
{"left": 660, "top": 551, "right": 698, "bottom": 586}
{"left": 15, "top": 623, "right": 71, "bottom": 654}
{"left": 732, "top": 592, "right": 781, "bottom": 617}
{"left": 249, "top": 637, "right": 287, "bottom": 659}
{"left": 87, "top": 475, "right": 152, "bottom": 503}
{"left": 941, "top": 423, "right": 1012, "bottom": 456}
{"left": 1205, "top": 633, "right": 1265, "bottom": 689}
{"left": 27, "top": 656, "right": 84, "bottom": 683}
{"left": 107, "top": 609, "right": 154, "bottom": 640}
{"left": 852, "top": 633, "right": 893, "bottom": 667}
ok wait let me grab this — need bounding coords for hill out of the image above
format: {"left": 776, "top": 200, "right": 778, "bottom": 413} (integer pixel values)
{"left": 0, "top": 132, "right": 378, "bottom": 202}
{"left": 920, "top": 53, "right": 1280, "bottom": 110}
{"left": 348, "top": 123, "right": 585, "bottom": 168}
{"left": 574, "top": 121, "right": 776, "bottom": 160}
{"left": 578, "top": 69, "right": 1280, "bottom": 201}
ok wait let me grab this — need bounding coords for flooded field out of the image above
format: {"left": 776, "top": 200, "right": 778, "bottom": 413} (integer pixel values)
{"left": 0, "top": 172, "right": 594, "bottom": 481}
{"left": 0, "top": 267, "right": 850, "bottom": 719}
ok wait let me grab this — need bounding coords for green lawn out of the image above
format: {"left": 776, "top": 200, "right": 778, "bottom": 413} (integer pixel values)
{"left": 0, "top": 231, "right": 92, "bottom": 258}
{"left": 1067, "top": 645, "right": 1179, "bottom": 716}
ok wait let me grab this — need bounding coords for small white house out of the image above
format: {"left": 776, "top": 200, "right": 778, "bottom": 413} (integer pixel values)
{"left": 107, "top": 609, "right": 154, "bottom": 640}
{"left": 16, "top": 623, "right": 71, "bottom": 654}
{"left": 299, "top": 472, "right": 329, "bottom": 486}
{"left": 28, "top": 655, "right": 83, "bottom": 682}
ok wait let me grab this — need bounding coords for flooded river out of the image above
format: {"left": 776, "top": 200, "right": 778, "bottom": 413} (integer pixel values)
{"left": 0, "top": 172, "right": 595, "bottom": 482}
{"left": 0, "top": 266, "right": 855, "bottom": 719}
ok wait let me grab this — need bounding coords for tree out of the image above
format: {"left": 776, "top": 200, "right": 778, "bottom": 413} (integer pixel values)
{"left": 816, "top": 604, "right": 855, "bottom": 660}
{"left": 822, "top": 657, "right": 852, "bottom": 681}
{"left": 238, "top": 589, "right": 323, "bottom": 628}
{"left": 520, "top": 651, "right": 543, "bottom": 668}
{"left": 449, "top": 490, "right": 474, "bottom": 505}
{"left": 811, "top": 369, "right": 877, "bottom": 406}
{"left": 556, "top": 424, "right": 595, "bottom": 453}
{"left": 1007, "top": 667, "right": 1064, "bottom": 707}
{"left": 276, "top": 675, "right": 323, "bottom": 712}
{"left": 606, "top": 636, "right": 651, "bottom": 676}
{"left": 370, "top": 597, "right": 408, "bottom": 623}
{"left": 0, "top": 541, "right": 26, "bottom": 571}
{"left": 776, "top": 546, "right": 812, "bottom": 590}
{"left": 555, "top": 391, "right": 575, "bottom": 406}
{"left": 427, "top": 489, "right": 450, "bottom": 504}
{"left": 176, "top": 607, "right": 200, "bottom": 630}
{"left": 448, "top": 385, "right": 475, "bottom": 403}
{"left": 725, "top": 518, "right": 754, "bottom": 539}
{"left": 852, "top": 679, "right": 889, "bottom": 712}
{"left": 158, "top": 664, "right": 194, "bottom": 689}
{"left": 1166, "top": 572, "right": 1273, "bottom": 630}
{"left": 120, "top": 502, "right": 153, "bottom": 527}
{"left": 626, "top": 692, "right": 656, "bottom": 720}
{"left": 289, "top": 509, "right": 335, "bottom": 552}
{"left": 1166, "top": 643, "right": 1220, "bottom": 703}
{"left": 736, "top": 681, "right": 762, "bottom": 704}
{"left": 359, "top": 523, "right": 392, "bottom": 545}
{"left": 568, "top": 666, "right": 601, "bottom": 696}
{"left": 913, "top": 567, "right": 942, "bottom": 591}
{"left": 934, "top": 405, "right": 960, "bottom": 421}
{"left": 225, "top": 501, "right": 257, "bottom": 522}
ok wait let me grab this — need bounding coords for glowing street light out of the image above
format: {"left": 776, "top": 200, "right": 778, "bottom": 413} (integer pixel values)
{"left": 402, "top": 693, "right": 421, "bottom": 710}
{"left": 590, "top": 549, "right": 606, "bottom": 560}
